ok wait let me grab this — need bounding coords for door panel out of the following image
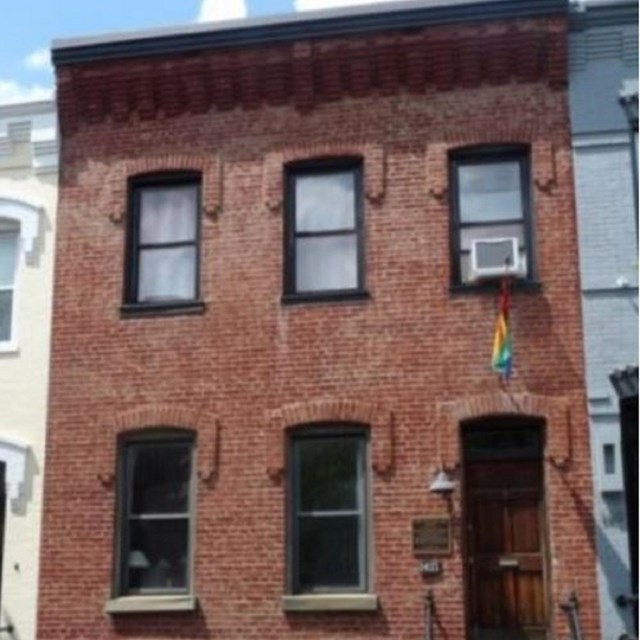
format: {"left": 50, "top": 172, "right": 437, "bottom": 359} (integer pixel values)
{"left": 466, "top": 458, "right": 548, "bottom": 640}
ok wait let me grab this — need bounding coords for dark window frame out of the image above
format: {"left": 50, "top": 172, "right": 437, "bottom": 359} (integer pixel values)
{"left": 114, "top": 429, "right": 196, "bottom": 598}
{"left": 283, "top": 158, "right": 368, "bottom": 304}
{"left": 122, "top": 172, "right": 204, "bottom": 316}
{"left": 286, "top": 424, "right": 370, "bottom": 595}
{"left": 449, "top": 145, "right": 538, "bottom": 291}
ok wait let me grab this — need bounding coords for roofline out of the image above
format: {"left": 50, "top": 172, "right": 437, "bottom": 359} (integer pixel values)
{"left": 569, "top": 0, "right": 638, "bottom": 29}
{"left": 0, "top": 99, "right": 56, "bottom": 118}
{"left": 52, "top": 0, "right": 567, "bottom": 67}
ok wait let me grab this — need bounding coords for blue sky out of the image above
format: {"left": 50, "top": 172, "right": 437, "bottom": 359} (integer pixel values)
{"left": 1, "top": 0, "right": 401, "bottom": 105}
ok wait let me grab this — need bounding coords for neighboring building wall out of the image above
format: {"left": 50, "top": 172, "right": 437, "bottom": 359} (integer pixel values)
{"left": 39, "top": 8, "right": 601, "bottom": 640}
{"left": 569, "top": 2, "right": 639, "bottom": 637}
{"left": 0, "top": 101, "right": 57, "bottom": 639}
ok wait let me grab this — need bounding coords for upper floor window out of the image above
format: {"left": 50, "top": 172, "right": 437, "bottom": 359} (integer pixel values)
{"left": 449, "top": 147, "right": 534, "bottom": 286}
{"left": 284, "top": 160, "right": 365, "bottom": 302}
{"left": 0, "top": 221, "right": 19, "bottom": 344}
{"left": 116, "top": 433, "right": 195, "bottom": 598}
{"left": 288, "top": 427, "right": 369, "bottom": 594}
{"left": 125, "top": 175, "right": 201, "bottom": 308}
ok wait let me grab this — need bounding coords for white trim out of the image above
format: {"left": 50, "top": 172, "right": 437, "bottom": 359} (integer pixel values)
{"left": 282, "top": 594, "right": 379, "bottom": 612}
{"left": 572, "top": 131, "right": 631, "bottom": 148}
{"left": 105, "top": 595, "right": 197, "bottom": 614}
{"left": 0, "top": 197, "right": 43, "bottom": 254}
{"left": 0, "top": 435, "right": 29, "bottom": 501}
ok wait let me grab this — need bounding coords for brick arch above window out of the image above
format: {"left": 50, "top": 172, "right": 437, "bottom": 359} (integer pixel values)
{"left": 95, "top": 403, "right": 220, "bottom": 486}
{"left": 101, "top": 154, "right": 223, "bottom": 224}
{"left": 262, "top": 143, "right": 386, "bottom": 213}
{"left": 266, "top": 399, "right": 394, "bottom": 479}
{"left": 425, "top": 137, "right": 557, "bottom": 202}
{"left": 436, "top": 391, "right": 573, "bottom": 470}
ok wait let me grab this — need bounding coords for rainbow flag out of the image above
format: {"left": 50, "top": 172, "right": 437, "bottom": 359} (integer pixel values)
{"left": 491, "top": 281, "right": 512, "bottom": 378}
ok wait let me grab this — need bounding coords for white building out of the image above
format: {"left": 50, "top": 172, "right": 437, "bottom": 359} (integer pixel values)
{"left": 569, "top": 0, "right": 638, "bottom": 636}
{"left": 0, "top": 99, "right": 57, "bottom": 639}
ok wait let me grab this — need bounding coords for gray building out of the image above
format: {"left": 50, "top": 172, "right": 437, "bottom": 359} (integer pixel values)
{"left": 569, "top": 1, "right": 638, "bottom": 637}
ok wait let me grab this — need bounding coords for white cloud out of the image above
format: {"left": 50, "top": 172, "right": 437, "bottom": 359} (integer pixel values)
{"left": 25, "top": 47, "right": 51, "bottom": 71}
{"left": 197, "top": 0, "right": 247, "bottom": 22}
{"left": 0, "top": 80, "right": 53, "bottom": 106}
{"left": 296, "top": 0, "right": 405, "bottom": 9}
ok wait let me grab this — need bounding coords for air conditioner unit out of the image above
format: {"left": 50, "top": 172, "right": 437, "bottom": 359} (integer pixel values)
{"left": 470, "top": 237, "right": 525, "bottom": 281}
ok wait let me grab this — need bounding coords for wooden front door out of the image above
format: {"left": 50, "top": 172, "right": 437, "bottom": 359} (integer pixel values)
{"left": 464, "top": 430, "right": 548, "bottom": 640}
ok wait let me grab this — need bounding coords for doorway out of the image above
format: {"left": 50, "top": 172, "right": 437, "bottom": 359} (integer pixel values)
{"left": 463, "top": 422, "right": 549, "bottom": 640}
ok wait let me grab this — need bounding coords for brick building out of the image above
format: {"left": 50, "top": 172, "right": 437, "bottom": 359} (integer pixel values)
{"left": 40, "top": 0, "right": 601, "bottom": 638}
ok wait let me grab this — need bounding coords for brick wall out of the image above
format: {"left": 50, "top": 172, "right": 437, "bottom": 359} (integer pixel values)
{"left": 38, "top": 16, "right": 600, "bottom": 640}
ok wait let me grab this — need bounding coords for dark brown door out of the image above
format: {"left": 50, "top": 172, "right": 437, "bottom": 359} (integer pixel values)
{"left": 465, "top": 458, "right": 548, "bottom": 640}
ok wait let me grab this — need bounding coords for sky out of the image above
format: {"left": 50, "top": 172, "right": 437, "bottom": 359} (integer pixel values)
{"left": 0, "top": 0, "right": 409, "bottom": 106}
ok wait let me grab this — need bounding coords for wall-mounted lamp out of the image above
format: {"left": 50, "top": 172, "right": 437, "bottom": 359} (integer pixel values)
{"left": 428, "top": 469, "right": 455, "bottom": 495}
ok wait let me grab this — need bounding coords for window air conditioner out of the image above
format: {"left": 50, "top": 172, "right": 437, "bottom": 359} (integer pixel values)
{"left": 469, "top": 237, "right": 525, "bottom": 281}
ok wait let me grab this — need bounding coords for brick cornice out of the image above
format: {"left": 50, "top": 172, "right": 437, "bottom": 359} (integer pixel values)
{"left": 266, "top": 399, "right": 394, "bottom": 479}
{"left": 262, "top": 142, "right": 385, "bottom": 214}
{"left": 57, "top": 18, "right": 568, "bottom": 135}
{"left": 436, "top": 391, "right": 573, "bottom": 469}
{"left": 94, "top": 403, "right": 220, "bottom": 486}
{"left": 100, "top": 153, "right": 223, "bottom": 224}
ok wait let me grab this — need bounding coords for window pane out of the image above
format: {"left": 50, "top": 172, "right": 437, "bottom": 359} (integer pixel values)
{"left": 458, "top": 162, "right": 523, "bottom": 223}
{"left": 126, "top": 519, "right": 189, "bottom": 592}
{"left": 295, "top": 172, "right": 356, "bottom": 232}
{"left": 138, "top": 246, "right": 196, "bottom": 302}
{"left": 604, "top": 444, "right": 616, "bottom": 475}
{"left": 298, "top": 515, "right": 360, "bottom": 590}
{"left": 0, "top": 231, "right": 18, "bottom": 288}
{"left": 0, "top": 290, "right": 12, "bottom": 342}
{"left": 298, "top": 437, "right": 360, "bottom": 512}
{"left": 296, "top": 235, "right": 358, "bottom": 292}
{"left": 129, "top": 444, "right": 191, "bottom": 515}
{"left": 139, "top": 185, "right": 198, "bottom": 244}
{"left": 460, "top": 224, "right": 524, "bottom": 251}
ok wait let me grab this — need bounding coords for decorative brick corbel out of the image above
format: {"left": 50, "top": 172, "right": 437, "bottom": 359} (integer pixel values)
{"left": 262, "top": 143, "right": 386, "bottom": 214}
{"left": 103, "top": 154, "right": 223, "bottom": 224}
{"left": 425, "top": 143, "right": 449, "bottom": 202}
{"left": 94, "top": 403, "right": 220, "bottom": 487}
{"left": 532, "top": 141, "right": 557, "bottom": 193}
{"left": 265, "top": 399, "right": 394, "bottom": 480}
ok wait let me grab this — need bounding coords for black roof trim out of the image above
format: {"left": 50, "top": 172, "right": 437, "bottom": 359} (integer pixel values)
{"left": 52, "top": 0, "right": 567, "bottom": 67}
{"left": 570, "top": 1, "right": 638, "bottom": 30}
{"left": 610, "top": 366, "right": 639, "bottom": 401}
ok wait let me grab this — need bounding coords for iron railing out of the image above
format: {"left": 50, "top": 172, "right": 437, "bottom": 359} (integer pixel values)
{"left": 560, "top": 591, "right": 584, "bottom": 640}
{"left": 424, "top": 589, "right": 434, "bottom": 640}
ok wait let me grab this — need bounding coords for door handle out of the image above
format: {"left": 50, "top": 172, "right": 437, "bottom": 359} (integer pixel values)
{"left": 498, "top": 557, "right": 519, "bottom": 568}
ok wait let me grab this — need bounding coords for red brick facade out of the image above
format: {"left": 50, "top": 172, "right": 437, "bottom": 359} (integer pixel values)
{"left": 39, "top": 11, "right": 600, "bottom": 640}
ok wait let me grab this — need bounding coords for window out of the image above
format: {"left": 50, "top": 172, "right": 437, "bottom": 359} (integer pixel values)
{"left": 125, "top": 175, "right": 201, "bottom": 308}
{"left": 288, "top": 428, "right": 369, "bottom": 593}
{"left": 450, "top": 147, "right": 534, "bottom": 286}
{"left": 116, "top": 434, "right": 194, "bottom": 597}
{"left": 0, "top": 221, "right": 19, "bottom": 344}
{"left": 284, "top": 161, "right": 365, "bottom": 301}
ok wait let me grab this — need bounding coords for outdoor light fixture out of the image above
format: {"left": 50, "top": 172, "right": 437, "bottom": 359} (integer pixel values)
{"left": 428, "top": 469, "right": 455, "bottom": 495}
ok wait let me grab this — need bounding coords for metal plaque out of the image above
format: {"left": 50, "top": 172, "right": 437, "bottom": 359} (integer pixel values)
{"left": 412, "top": 517, "right": 452, "bottom": 556}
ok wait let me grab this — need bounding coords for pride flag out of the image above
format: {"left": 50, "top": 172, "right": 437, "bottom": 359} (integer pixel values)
{"left": 491, "top": 280, "right": 512, "bottom": 378}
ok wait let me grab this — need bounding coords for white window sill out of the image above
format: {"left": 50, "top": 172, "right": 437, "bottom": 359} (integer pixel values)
{"left": 0, "top": 341, "right": 18, "bottom": 354}
{"left": 105, "top": 595, "right": 197, "bottom": 614}
{"left": 282, "top": 594, "right": 379, "bottom": 612}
